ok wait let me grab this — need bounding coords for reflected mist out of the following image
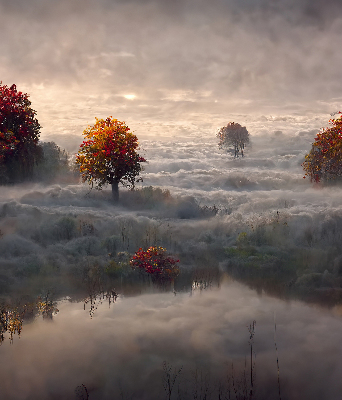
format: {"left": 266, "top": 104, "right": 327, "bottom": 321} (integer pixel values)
{"left": 1, "top": 278, "right": 342, "bottom": 400}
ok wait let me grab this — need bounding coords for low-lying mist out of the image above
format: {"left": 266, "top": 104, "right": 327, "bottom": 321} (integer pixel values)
{"left": 2, "top": 128, "right": 342, "bottom": 400}
{"left": 1, "top": 131, "right": 342, "bottom": 306}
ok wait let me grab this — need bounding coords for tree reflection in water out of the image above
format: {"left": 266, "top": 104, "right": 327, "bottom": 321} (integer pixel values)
{"left": 83, "top": 289, "right": 118, "bottom": 319}
{"left": 82, "top": 262, "right": 118, "bottom": 318}
{"left": 191, "top": 266, "right": 222, "bottom": 292}
{"left": 0, "top": 292, "right": 59, "bottom": 344}
{"left": 0, "top": 308, "right": 22, "bottom": 344}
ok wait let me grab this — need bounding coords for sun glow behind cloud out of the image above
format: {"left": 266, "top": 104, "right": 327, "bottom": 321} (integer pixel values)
{"left": 123, "top": 94, "right": 136, "bottom": 100}
{"left": 1, "top": 0, "right": 342, "bottom": 142}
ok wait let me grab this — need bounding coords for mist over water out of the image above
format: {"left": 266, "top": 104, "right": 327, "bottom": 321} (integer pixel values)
{"left": 1, "top": 282, "right": 342, "bottom": 400}
{"left": 1, "top": 127, "right": 342, "bottom": 398}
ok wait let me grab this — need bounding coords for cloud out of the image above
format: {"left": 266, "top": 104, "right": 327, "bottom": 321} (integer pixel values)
{"left": 1, "top": 0, "right": 342, "bottom": 131}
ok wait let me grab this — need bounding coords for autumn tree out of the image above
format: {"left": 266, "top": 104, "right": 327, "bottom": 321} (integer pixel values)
{"left": 0, "top": 82, "right": 42, "bottom": 183}
{"left": 217, "top": 122, "right": 250, "bottom": 158}
{"left": 302, "top": 113, "right": 342, "bottom": 183}
{"left": 76, "top": 117, "right": 146, "bottom": 201}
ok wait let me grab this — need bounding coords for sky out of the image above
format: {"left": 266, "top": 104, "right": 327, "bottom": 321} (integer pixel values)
{"left": 1, "top": 0, "right": 342, "bottom": 145}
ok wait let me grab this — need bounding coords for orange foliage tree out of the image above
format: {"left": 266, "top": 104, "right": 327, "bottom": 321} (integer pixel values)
{"left": 130, "top": 246, "right": 180, "bottom": 282}
{"left": 217, "top": 122, "right": 249, "bottom": 158}
{"left": 302, "top": 113, "right": 342, "bottom": 183}
{"left": 76, "top": 117, "right": 146, "bottom": 201}
{"left": 0, "top": 82, "right": 41, "bottom": 183}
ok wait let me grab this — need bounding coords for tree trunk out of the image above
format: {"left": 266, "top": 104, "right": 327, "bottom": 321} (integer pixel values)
{"left": 234, "top": 144, "right": 239, "bottom": 158}
{"left": 111, "top": 181, "right": 119, "bottom": 202}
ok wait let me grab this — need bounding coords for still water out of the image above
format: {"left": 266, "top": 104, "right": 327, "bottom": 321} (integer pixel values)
{"left": 1, "top": 278, "right": 342, "bottom": 400}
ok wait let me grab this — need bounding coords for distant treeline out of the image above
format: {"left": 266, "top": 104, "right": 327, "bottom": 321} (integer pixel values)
{"left": 0, "top": 141, "right": 77, "bottom": 185}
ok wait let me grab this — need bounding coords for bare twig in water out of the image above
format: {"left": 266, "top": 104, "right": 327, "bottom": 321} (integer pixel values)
{"left": 163, "top": 361, "right": 183, "bottom": 400}
{"left": 274, "top": 315, "right": 282, "bottom": 400}
{"left": 248, "top": 320, "right": 256, "bottom": 400}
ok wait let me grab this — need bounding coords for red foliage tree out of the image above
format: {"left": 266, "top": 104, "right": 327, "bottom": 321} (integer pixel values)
{"left": 302, "top": 113, "right": 342, "bottom": 183}
{"left": 130, "top": 246, "right": 180, "bottom": 282}
{"left": 76, "top": 117, "right": 146, "bottom": 201}
{"left": 217, "top": 122, "right": 250, "bottom": 158}
{"left": 0, "top": 82, "right": 41, "bottom": 183}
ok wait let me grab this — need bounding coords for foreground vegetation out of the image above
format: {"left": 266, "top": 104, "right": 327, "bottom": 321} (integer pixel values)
{"left": 0, "top": 186, "right": 342, "bottom": 311}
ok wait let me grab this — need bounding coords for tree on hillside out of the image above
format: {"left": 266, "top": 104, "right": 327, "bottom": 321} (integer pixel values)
{"left": 217, "top": 122, "right": 250, "bottom": 158}
{"left": 302, "top": 113, "right": 342, "bottom": 183}
{"left": 75, "top": 117, "right": 146, "bottom": 201}
{"left": 0, "top": 82, "right": 42, "bottom": 183}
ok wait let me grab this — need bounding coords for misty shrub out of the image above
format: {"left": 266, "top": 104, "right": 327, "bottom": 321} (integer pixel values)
{"left": 319, "top": 215, "right": 342, "bottom": 247}
{"left": 14, "top": 255, "right": 44, "bottom": 278}
{"left": 225, "top": 246, "right": 258, "bottom": 259}
{"left": 102, "top": 235, "right": 120, "bottom": 255}
{"left": 176, "top": 196, "right": 200, "bottom": 219}
{"left": 120, "top": 186, "right": 219, "bottom": 220}
{"left": 0, "top": 234, "right": 40, "bottom": 257}
{"left": 121, "top": 186, "right": 173, "bottom": 209}
{"left": 32, "top": 215, "right": 79, "bottom": 245}
{"left": 78, "top": 219, "right": 98, "bottom": 237}
{"left": 292, "top": 247, "right": 335, "bottom": 274}
{"left": 105, "top": 258, "right": 132, "bottom": 279}
{"left": 64, "top": 236, "right": 103, "bottom": 257}
{"left": 198, "top": 231, "right": 215, "bottom": 244}
{"left": 247, "top": 221, "right": 290, "bottom": 247}
{"left": 236, "top": 232, "right": 249, "bottom": 248}
{"left": 54, "top": 216, "right": 78, "bottom": 241}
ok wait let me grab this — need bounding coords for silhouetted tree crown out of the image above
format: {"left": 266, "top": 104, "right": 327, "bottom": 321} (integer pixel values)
{"left": 75, "top": 117, "right": 146, "bottom": 202}
{"left": 217, "top": 122, "right": 250, "bottom": 158}
{"left": 302, "top": 113, "right": 342, "bottom": 183}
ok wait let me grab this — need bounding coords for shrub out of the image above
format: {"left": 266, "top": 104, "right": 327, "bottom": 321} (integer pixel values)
{"left": 130, "top": 246, "right": 180, "bottom": 281}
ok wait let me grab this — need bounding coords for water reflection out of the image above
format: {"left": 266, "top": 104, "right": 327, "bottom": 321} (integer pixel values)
{"left": 0, "top": 307, "right": 22, "bottom": 344}
{"left": 0, "top": 278, "right": 342, "bottom": 400}
{"left": 83, "top": 290, "right": 118, "bottom": 319}
{"left": 191, "top": 266, "right": 221, "bottom": 292}
{"left": 0, "top": 293, "right": 59, "bottom": 344}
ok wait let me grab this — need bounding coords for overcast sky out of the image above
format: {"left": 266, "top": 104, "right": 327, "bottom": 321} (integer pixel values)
{"left": 1, "top": 0, "right": 341, "bottom": 141}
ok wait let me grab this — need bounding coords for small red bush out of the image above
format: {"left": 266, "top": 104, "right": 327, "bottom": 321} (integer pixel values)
{"left": 130, "top": 246, "right": 180, "bottom": 281}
